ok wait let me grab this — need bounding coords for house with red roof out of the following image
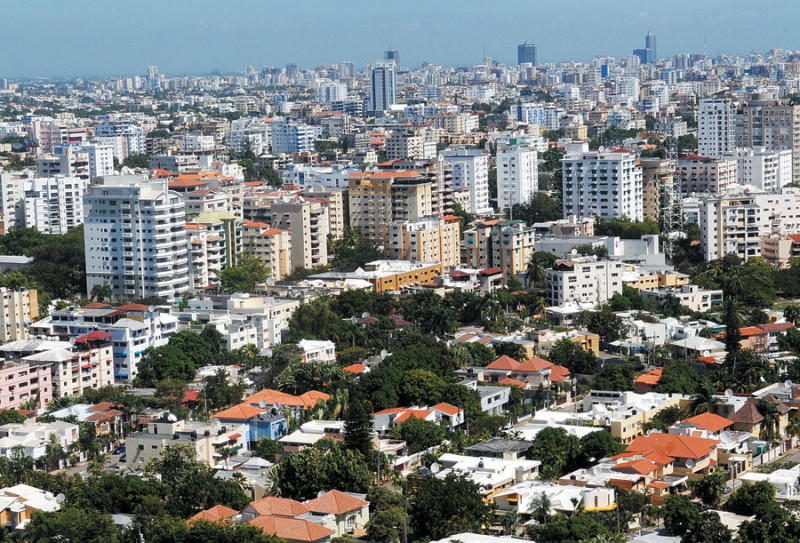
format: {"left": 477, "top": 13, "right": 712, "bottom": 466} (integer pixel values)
{"left": 304, "top": 490, "right": 370, "bottom": 537}
{"left": 372, "top": 403, "right": 463, "bottom": 433}
{"left": 634, "top": 368, "right": 662, "bottom": 392}
{"left": 625, "top": 432, "right": 720, "bottom": 479}
{"left": 481, "top": 355, "right": 572, "bottom": 389}
{"left": 188, "top": 505, "right": 238, "bottom": 525}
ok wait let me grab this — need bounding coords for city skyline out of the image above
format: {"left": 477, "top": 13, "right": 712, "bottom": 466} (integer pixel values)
{"left": 1, "top": 0, "right": 798, "bottom": 78}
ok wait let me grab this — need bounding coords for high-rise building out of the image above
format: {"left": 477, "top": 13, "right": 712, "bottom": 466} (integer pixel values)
{"left": 0, "top": 170, "right": 31, "bottom": 232}
{"left": 384, "top": 49, "right": 400, "bottom": 65}
{"left": 84, "top": 175, "right": 190, "bottom": 302}
{"left": 0, "top": 288, "right": 38, "bottom": 343}
{"left": 441, "top": 149, "right": 493, "bottom": 215}
{"left": 640, "top": 159, "right": 675, "bottom": 222}
{"left": 147, "top": 65, "right": 158, "bottom": 80}
{"left": 676, "top": 155, "right": 737, "bottom": 195}
{"left": 497, "top": 145, "right": 538, "bottom": 211}
{"left": 384, "top": 216, "right": 461, "bottom": 268}
{"left": 463, "top": 220, "right": 536, "bottom": 283}
{"left": 546, "top": 258, "right": 624, "bottom": 307}
{"left": 517, "top": 42, "right": 537, "bottom": 65}
{"left": 271, "top": 196, "right": 330, "bottom": 271}
{"left": 242, "top": 220, "right": 292, "bottom": 281}
{"left": 561, "top": 143, "right": 643, "bottom": 221}
{"left": 698, "top": 97, "right": 736, "bottom": 158}
{"left": 369, "top": 63, "right": 396, "bottom": 113}
{"left": 24, "top": 176, "right": 88, "bottom": 235}
{"left": 721, "top": 147, "right": 793, "bottom": 192}
{"left": 645, "top": 31, "right": 657, "bottom": 60}
{"left": 271, "top": 120, "right": 318, "bottom": 154}
{"left": 317, "top": 82, "right": 348, "bottom": 103}
{"left": 735, "top": 97, "right": 800, "bottom": 184}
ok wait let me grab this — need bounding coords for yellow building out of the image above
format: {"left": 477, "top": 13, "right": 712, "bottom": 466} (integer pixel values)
{"left": 309, "top": 260, "right": 444, "bottom": 293}
{"left": 384, "top": 215, "right": 461, "bottom": 268}
{"left": 641, "top": 158, "right": 675, "bottom": 222}
{"left": 348, "top": 172, "right": 433, "bottom": 243}
{"left": 463, "top": 220, "right": 535, "bottom": 283}
{"left": 623, "top": 270, "right": 690, "bottom": 291}
{"left": 242, "top": 220, "right": 293, "bottom": 280}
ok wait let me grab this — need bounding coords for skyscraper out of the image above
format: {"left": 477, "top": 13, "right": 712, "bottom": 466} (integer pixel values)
{"left": 384, "top": 49, "right": 400, "bottom": 65}
{"left": 517, "top": 41, "right": 537, "bottom": 65}
{"left": 369, "top": 63, "right": 396, "bottom": 112}
{"left": 645, "top": 31, "right": 657, "bottom": 60}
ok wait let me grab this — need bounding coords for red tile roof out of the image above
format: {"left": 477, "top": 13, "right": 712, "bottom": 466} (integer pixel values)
{"left": 248, "top": 516, "right": 335, "bottom": 542}
{"left": 486, "top": 355, "right": 521, "bottom": 371}
{"left": 499, "top": 377, "right": 528, "bottom": 388}
{"left": 634, "top": 368, "right": 663, "bottom": 386}
{"left": 613, "top": 459, "right": 659, "bottom": 475}
{"left": 74, "top": 330, "right": 113, "bottom": 343}
{"left": 213, "top": 404, "right": 265, "bottom": 420}
{"left": 246, "top": 497, "right": 309, "bottom": 518}
{"left": 626, "top": 433, "right": 719, "bottom": 460}
{"left": 304, "top": 489, "right": 369, "bottom": 515}
{"left": 188, "top": 505, "right": 238, "bottom": 525}
{"left": 549, "top": 365, "right": 572, "bottom": 382}
{"left": 680, "top": 412, "right": 734, "bottom": 433}
{"left": 515, "top": 357, "right": 552, "bottom": 373}
{"left": 342, "top": 363, "right": 368, "bottom": 374}
{"left": 431, "top": 403, "right": 461, "bottom": 416}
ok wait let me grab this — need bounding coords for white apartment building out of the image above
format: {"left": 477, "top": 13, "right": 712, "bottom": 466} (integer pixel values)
{"left": 736, "top": 98, "right": 800, "bottom": 184}
{"left": 23, "top": 176, "right": 88, "bottom": 234}
{"left": 317, "top": 81, "right": 348, "bottom": 103}
{"left": 509, "top": 103, "right": 563, "bottom": 130}
{"left": 0, "top": 170, "right": 31, "bottom": 231}
{"left": 497, "top": 145, "right": 538, "bottom": 210}
{"left": 545, "top": 257, "right": 624, "bottom": 307}
{"left": 176, "top": 134, "right": 215, "bottom": 152}
{"left": 441, "top": 149, "right": 493, "bottom": 215}
{"left": 0, "top": 288, "right": 38, "bottom": 343}
{"left": 694, "top": 188, "right": 800, "bottom": 261}
{"left": 84, "top": 175, "right": 190, "bottom": 302}
{"left": 721, "top": 147, "right": 793, "bottom": 191}
{"left": 94, "top": 117, "right": 146, "bottom": 158}
{"left": 55, "top": 143, "right": 114, "bottom": 179}
{"left": 561, "top": 143, "right": 643, "bottom": 221}
{"left": 698, "top": 97, "right": 736, "bottom": 158}
{"left": 386, "top": 130, "right": 426, "bottom": 160}
{"left": 271, "top": 120, "right": 318, "bottom": 154}
{"left": 184, "top": 225, "right": 223, "bottom": 289}
{"left": 675, "top": 154, "right": 738, "bottom": 195}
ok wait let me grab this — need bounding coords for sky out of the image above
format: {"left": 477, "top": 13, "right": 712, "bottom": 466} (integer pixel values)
{"left": 1, "top": 0, "right": 797, "bottom": 78}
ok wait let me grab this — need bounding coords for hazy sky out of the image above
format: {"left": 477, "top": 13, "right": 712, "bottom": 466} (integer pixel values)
{"left": 1, "top": 0, "right": 796, "bottom": 78}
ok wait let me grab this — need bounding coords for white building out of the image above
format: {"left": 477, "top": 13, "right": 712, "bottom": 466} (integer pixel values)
{"left": 298, "top": 339, "right": 336, "bottom": 363}
{"left": 441, "top": 149, "right": 493, "bottom": 215}
{"left": 84, "top": 175, "right": 190, "bottom": 302}
{"left": 56, "top": 143, "right": 115, "bottom": 179}
{"left": 271, "top": 120, "right": 318, "bottom": 155}
{"left": 721, "top": 147, "right": 793, "bottom": 191}
{"left": 497, "top": 145, "right": 538, "bottom": 210}
{"left": 177, "top": 134, "right": 215, "bottom": 152}
{"left": 698, "top": 97, "right": 736, "bottom": 158}
{"left": 23, "top": 176, "right": 88, "bottom": 234}
{"left": 0, "top": 170, "right": 31, "bottom": 231}
{"left": 317, "top": 81, "right": 348, "bottom": 103}
{"left": 676, "top": 154, "right": 738, "bottom": 196}
{"left": 561, "top": 143, "right": 643, "bottom": 221}
{"left": 546, "top": 257, "right": 625, "bottom": 307}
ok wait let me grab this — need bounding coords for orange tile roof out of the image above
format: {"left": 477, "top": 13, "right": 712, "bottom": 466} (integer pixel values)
{"left": 244, "top": 220, "right": 271, "bottom": 228}
{"left": 169, "top": 178, "right": 209, "bottom": 188}
{"left": 789, "top": 234, "right": 800, "bottom": 242}
{"left": 613, "top": 459, "right": 659, "bottom": 475}
{"left": 188, "top": 505, "right": 238, "bottom": 525}
{"left": 634, "top": 368, "right": 663, "bottom": 386}
{"left": 680, "top": 412, "right": 734, "bottom": 433}
{"left": 486, "top": 355, "right": 521, "bottom": 371}
{"left": 431, "top": 403, "right": 461, "bottom": 416}
{"left": 115, "top": 303, "right": 151, "bottom": 311}
{"left": 549, "top": 365, "right": 572, "bottom": 382}
{"left": 247, "top": 497, "right": 309, "bottom": 518}
{"left": 394, "top": 409, "right": 433, "bottom": 423}
{"left": 248, "top": 515, "right": 335, "bottom": 542}
{"left": 739, "top": 326, "right": 765, "bottom": 337}
{"left": 242, "top": 389, "right": 330, "bottom": 409}
{"left": 213, "top": 404, "right": 265, "bottom": 420}
{"left": 499, "top": 377, "right": 528, "bottom": 388}
{"left": 81, "top": 301, "right": 112, "bottom": 309}
{"left": 371, "top": 407, "right": 407, "bottom": 415}
{"left": 442, "top": 215, "right": 461, "bottom": 221}
{"left": 626, "top": 433, "right": 719, "bottom": 460}
{"left": 263, "top": 228, "right": 289, "bottom": 236}
{"left": 644, "top": 452, "right": 675, "bottom": 465}
{"left": 342, "top": 363, "right": 368, "bottom": 374}
{"left": 304, "top": 489, "right": 369, "bottom": 515}
{"left": 516, "top": 357, "right": 553, "bottom": 373}
{"left": 349, "top": 171, "right": 420, "bottom": 179}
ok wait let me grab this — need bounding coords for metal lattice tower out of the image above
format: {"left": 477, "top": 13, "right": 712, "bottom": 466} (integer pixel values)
{"left": 661, "top": 136, "right": 683, "bottom": 260}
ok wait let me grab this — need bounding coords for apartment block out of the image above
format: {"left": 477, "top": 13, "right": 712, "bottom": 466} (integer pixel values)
{"left": 0, "top": 288, "right": 38, "bottom": 343}
{"left": 561, "top": 143, "right": 643, "bottom": 221}
{"left": 302, "top": 186, "right": 349, "bottom": 241}
{"left": 242, "top": 220, "right": 292, "bottom": 281}
{"left": 497, "top": 145, "right": 538, "bottom": 211}
{"left": 463, "top": 219, "right": 536, "bottom": 282}
{"left": 0, "top": 171, "right": 30, "bottom": 232}
{"left": 83, "top": 175, "right": 190, "bottom": 302}
{"left": 545, "top": 257, "right": 624, "bottom": 307}
{"left": 698, "top": 96, "right": 736, "bottom": 158}
{"left": 271, "top": 196, "right": 329, "bottom": 270}
{"left": 441, "top": 149, "right": 493, "bottom": 215}
{"left": 676, "top": 155, "right": 737, "bottom": 196}
{"left": 721, "top": 147, "right": 793, "bottom": 191}
{"left": 640, "top": 158, "right": 675, "bottom": 222}
{"left": 384, "top": 215, "right": 461, "bottom": 268}
{"left": 736, "top": 97, "right": 800, "bottom": 184}
{"left": 23, "top": 176, "right": 88, "bottom": 234}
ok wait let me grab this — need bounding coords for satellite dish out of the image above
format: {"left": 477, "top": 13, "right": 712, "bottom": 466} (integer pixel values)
{"left": 266, "top": 277, "right": 275, "bottom": 286}
{"left": 361, "top": 312, "right": 370, "bottom": 319}
{"left": 273, "top": 402, "right": 281, "bottom": 411}
{"left": 702, "top": 350, "right": 711, "bottom": 357}
{"left": 430, "top": 462, "right": 441, "bottom": 474}
{"left": 570, "top": 249, "right": 578, "bottom": 255}
{"left": 380, "top": 349, "right": 389, "bottom": 359}
{"left": 593, "top": 466, "right": 603, "bottom": 477}
{"left": 720, "top": 431, "right": 732, "bottom": 442}
{"left": 725, "top": 389, "right": 734, "bottom": 398}
{"left": 317, "top": 490, "right": 327, "bottom": 498}
{"left": 685, "top": 459, "right": 695, "bottom": 469}
{"left": 351, "top": 316, "right": 358, "bottom": 324}
{"left": 259, "top": 399, "right": 268, "bottom": 409}
{"left": 167, "top": 413, "right": 178, "bottom": 422}
{"left": 786, "top": 380, "right": 794, "bottom": 389}
{"left": 55, "top": 493, "right": 65, "bottom": 504}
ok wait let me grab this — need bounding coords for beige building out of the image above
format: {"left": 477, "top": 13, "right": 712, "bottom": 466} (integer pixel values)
{"left": 0, "top": 288, "right": 38, "bottom": 342}
{"left": 184, "top": 224, "right": 224, "bottom": 289}
{"left": 348, "top": 172, "right": 433, "bottom": 243}
{"left": 242, "top": 220, "right": 292, "bottom": 280}
{"left": 676, "top": 155, "right": 737, "bottom": 195}
{"left": 125, "top": 418, "right": 249, "bottom": 468}
{"left": 384, "top": 215, "right": 461, "bottom": 268}
{"left": 760, "top": 234, "right": 797, "bottom": 268}
{"left": 623, "top": 271, "right": 690, "bottom": 291}
{"left": 271, "top": 196, "right": 329, "bottom": 271}
{"left": 385, "top": 130, "right": 425, "bottom": 160}
{"left": 303, "top": 186, "right": 348, "bottom": 241}
{"left": 736, "top": 98, "right": 800, "bottom": 184}
{"left": 641, "top": 158, "right": 675, "bottom": 222}
{"left": 463, "top": 219, "right": 536, "bottom": 282}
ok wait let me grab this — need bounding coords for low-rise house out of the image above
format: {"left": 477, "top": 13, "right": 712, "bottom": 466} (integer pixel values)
{"left": 237, "top": 389, "right": 330, "bottom": 418}
{"left": 738, "top": 466, "right": 800, "bottom": 499}
{"left": 634, "top": 369, "right": 662, "bottom": 392}
{"left": 493, "top": 481, "right": 616, "bottom": 517}
{"left": 581, "top": 391, "right": 685, "bottom": 443}
{"left": 304, "top": 490, "right": 370, "bottom": 537}
{"left": 465, "top": 438, "right": 532, "bottom": 460}
{"left": 49, "top": 402, "right": 124, "bottom": 438}
{"left": 188, "top": 505, "right": 238, "bottom": 525}
{"left": 298, "top": 339, "right": 336, "bottom": 363}
{"left": 372, "top": 403, "right": 464, "bottom": 433}
{"left": 279, "top": 420, "right": 345, "bottom": 452}
{"left": 0, "top": 421, "right": 79, "bottom": 461}
{"left": 212, "top": 404, "right": 288, "bottom": 442}
{"left": 670, "top": 336, "right": 726, "bottom": 361}
{"left": 248, "top": 515, "right": 335, "bottom": 543}
{"left": 0, "top": 484, "right": 61, "bottom": 531}
{"left": 625, "top": 432, "right": 719, "bottom": 480}
{"left": 435, "top": 453, "right": 541, "bottom": 502}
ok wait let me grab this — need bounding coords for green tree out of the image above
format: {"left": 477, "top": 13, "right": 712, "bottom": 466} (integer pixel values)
{"left": 343, "top": 399, "right": 374, "bottom": 457}
{"left": 218, "top": 253, "right": 270, "bottom": 293}
{"left": 594, "top": 363, "right": 635, "bottom": 392}
{"left": 656, "top": 359, "right": 703, "bottom": 395}
{"left": 392, "top": 416, "right": 446, "bottom": 454}
{"left": 688, "top": 472, "right": 726, "bottom": 508}
{"left": 26, "top": 507, "right": 119, "bottom": 542}
{"left": 681, "top": 511, "right": 732, "bottom": 543}
{"left": 643, "top": 406, "right": 685, "bottom": 432}
{"left": 725, "top": 481, "right": 776, "bottom": 515}
{"left": 529, "top": 427, "right": 582, "bottom": 479}
{"left": 452, "top": 201, "right": 475, "bottom": 232}
{"left": 203, "top": 369, "right": 246, "bottom": 409}
{"left": 253, "top": 437, "right": 283, "bottom": 462}
{"left": 580, "top": 431, "right": 624, "bottom": 461}
{"left": 663, "top": 494, "right": 701, "bottom": 536}
{"left": 690, "top": 382, "right": 722, "bottom": 415}
{"left": 410, "top": 473, "right": 491, "bottom": 541}
{"left": 528, "top": 514, "right": 609, "bottom": 543}
{"left": 0, "top": 410, "right": 25, "bottom": 426}
{"left": 275, "top": 440, "right": 372, "bottom": 500}
{"left": 547, "top": 339, "right": 599, "bottom": 374}
{"left": 579, "top": 310, "right": 623, "bottom": 345}
{"left": 135, "top": 344, "right": 196, "bottom": 387}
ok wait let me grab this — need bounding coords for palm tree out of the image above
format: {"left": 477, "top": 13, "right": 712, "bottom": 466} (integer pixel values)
{"left": 691, "top": 382, "right": 722, "bottom": 415}
{"left": 88, "top": 454, "right": 107, "bottom": 476}
{"left": 787, "top": 417, "right": 800, "bottom": 446}
{"left": 500, "top": 511, "right": 520, "bottom": 535}
{"left": 218, "top": 447, "right": 235, "bottom": 470}
{"left": 90, "top": 284, "right": 113, "bottom": 303}
{"left": 785, "top": 305, "right": 800, "bottom": 326}
{"left": 530, "top": 492, "right": 552, "bottom": 524}
{"left": 757, "top": 399, "right": 781, "bottom": 441}
{"left": 526, "top": 255, "right": 547, "bottom": 290}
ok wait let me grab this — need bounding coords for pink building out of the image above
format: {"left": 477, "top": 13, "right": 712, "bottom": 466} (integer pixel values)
{"left": 0, "top": 360, "right": 52, "bottom": 410}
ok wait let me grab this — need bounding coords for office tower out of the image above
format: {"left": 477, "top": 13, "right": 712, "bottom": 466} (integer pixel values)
{"left": 147, "top": 65, "right": 158, "bottom": 80}
{"left": 633, "top": 48, "right": 653, "bottom": 65}
{"left": 84, "top": 175, "right": 190, "bottom": 302}
{"left": 285, "top": 63, "right": 299, "bottom": 79}
{"left": 369, "top": 63, "right": 397, "bottom": 112}
{"left": 736, "top": 97, "right": 800, "bottom": 184}
{"left": 384, "top": 49, "right": 400, "bottom": 65}
{"left": 441, "top": 149, "right": 493, "bottom": 215}
{"left": 497, "top": 145, "right": 538, "bottom": 211}
{"left": 517, "top": 41, "right": 538, "bottom": 65}
{"left": 698, "top": 97, "right": 736, "bottom": 158}
{"left": 562, "top": 143, "right": 643, "bottom": 221}
{"left": 645, "top": 31, "right": 657, "bottom": 60}
{"left": 24, "top": 176, "right": 88, "bottom": 234}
